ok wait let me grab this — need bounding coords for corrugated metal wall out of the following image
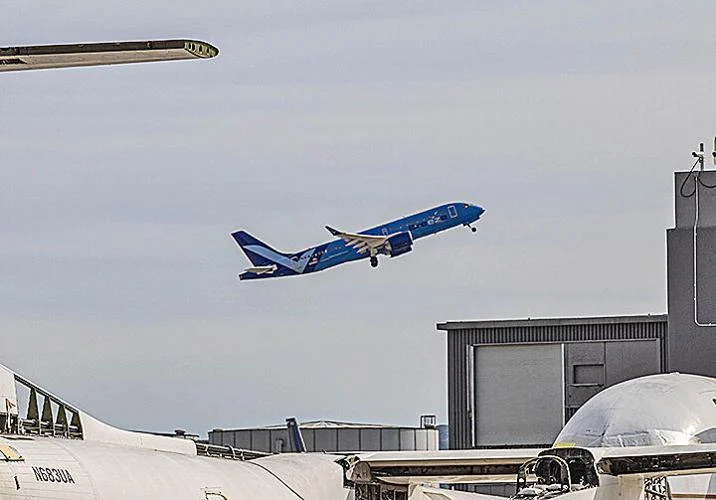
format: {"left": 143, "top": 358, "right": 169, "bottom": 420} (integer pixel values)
{"left": 208, "top": 426, "right": 438, "bottom": 453}
{"left": 442, "top": 316, "right": 667, "bottom": 450}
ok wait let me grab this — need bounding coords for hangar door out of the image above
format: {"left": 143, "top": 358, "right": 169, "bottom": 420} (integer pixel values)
{"left": 474, "top": 344, "right": 563, "bottom": 447}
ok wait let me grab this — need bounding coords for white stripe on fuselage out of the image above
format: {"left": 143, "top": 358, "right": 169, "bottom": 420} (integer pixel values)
{"left": 244, "top": 245, "right": 314, "bottom": 273}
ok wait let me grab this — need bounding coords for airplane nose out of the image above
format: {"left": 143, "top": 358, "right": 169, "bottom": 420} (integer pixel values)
{"left": 474, "top": 205, "right": 485, "bottom": 218}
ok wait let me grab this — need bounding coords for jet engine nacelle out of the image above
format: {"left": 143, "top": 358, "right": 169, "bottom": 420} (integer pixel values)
{"left": 387, "top": 232, "right": 413, "bottom": 258}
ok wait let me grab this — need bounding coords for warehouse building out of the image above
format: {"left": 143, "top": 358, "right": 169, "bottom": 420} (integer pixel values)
{"left": 209, "top": 416, "right": 440, "bottom": 453}
{"left": 437, "top": 314, "right": 667, "bottom": 450}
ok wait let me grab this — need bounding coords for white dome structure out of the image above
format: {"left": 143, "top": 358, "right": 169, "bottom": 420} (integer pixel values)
{"left": 555, "top": 373, "right": 716, "bottom": 448}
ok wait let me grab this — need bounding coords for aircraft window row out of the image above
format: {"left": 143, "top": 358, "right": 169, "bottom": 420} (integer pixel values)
{"left": 408, "top": 215, "right": 448, "bottom": 231}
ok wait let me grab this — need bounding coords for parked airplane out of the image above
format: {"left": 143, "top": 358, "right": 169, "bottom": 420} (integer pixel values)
{"left": 2, "top": 363, "right": 716, "bottom": 500}
{"left": 232, "top": 202, "right": 485, "bottom": 280}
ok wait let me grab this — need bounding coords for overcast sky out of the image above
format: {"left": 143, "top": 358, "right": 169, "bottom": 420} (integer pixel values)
{"left": 2, "top": 1, "right": 716, "bottom": 435}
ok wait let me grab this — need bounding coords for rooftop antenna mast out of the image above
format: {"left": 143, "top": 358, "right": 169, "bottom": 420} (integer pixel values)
{"left": 692, "top": 142, "right": 705, "bottom": 170}
{"left": 691, "top": 138, "right": 716, "bottom": 327}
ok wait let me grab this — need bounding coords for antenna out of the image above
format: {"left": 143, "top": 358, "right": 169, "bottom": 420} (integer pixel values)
{"left": 692, "top": 142, "right": 705, "bottom": 170}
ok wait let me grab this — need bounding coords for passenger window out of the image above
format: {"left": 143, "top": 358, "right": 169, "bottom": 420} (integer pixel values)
{"left": 448, "top": 206, "right": 458, "bottom": 218}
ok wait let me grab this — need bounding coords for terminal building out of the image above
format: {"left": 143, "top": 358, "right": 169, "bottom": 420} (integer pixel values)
{"left": 438, "top": 168, "right": 716, "bottom": 452}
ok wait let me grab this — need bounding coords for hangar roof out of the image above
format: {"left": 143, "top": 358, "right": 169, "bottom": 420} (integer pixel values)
{"left": 437, "top": 314, "right": 667, "bottom": 331}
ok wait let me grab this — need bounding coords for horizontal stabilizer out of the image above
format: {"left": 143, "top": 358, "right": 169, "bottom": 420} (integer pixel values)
{"left": 0, "top": 39, "right": 218, "bottom": 73}
{"left": 244, "top": 265, "right": 277, "bottom": 275}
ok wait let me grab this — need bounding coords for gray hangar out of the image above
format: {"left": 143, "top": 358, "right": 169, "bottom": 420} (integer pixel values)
{"left": 209, "top": 418, "right": 440, "bottom": 454}
{"left": 437, "top": 315, "right": 666, "bottom": 450}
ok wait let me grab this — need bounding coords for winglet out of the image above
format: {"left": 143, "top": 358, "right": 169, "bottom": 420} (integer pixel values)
{"left": 325, "top": 225, "right": 341, "bottom": 236}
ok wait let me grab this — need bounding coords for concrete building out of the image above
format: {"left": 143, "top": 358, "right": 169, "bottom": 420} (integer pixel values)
{"left": 437, "top": 315, "right": 667, "bottom": 450}
{"left": 209, "top": 417, "right": 439, "bottom": 454}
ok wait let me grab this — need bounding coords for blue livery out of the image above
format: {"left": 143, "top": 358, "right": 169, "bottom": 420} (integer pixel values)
{"left": 232, "top": 202, "right": 485, "bottom": 280}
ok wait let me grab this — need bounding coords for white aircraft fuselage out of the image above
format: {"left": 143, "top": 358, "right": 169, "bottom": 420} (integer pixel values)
{"left": 0, "top": 432, "right": 347, "bottom": 500}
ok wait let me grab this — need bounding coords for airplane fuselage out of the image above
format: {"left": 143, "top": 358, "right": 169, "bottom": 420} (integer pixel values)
{"left": 0, "top": 436, "right": 347, "bottom": 500}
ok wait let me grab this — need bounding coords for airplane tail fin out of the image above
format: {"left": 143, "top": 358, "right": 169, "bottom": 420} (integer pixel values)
{"left": 231, "top": 231, "right": 287, "bottom": 267}
{"left": 285, "top": 417, "right": 307, "bottom": 453}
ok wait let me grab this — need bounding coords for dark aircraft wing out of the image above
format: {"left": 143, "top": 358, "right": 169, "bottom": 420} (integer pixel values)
{"left": 595, "top": 443, "right": 716, "bottom": 478}
{"left": 346, "top": 449, "right": 544, "bottom": 485}
{"left": 0, "top": 39, "right": 218, "bottom": 72}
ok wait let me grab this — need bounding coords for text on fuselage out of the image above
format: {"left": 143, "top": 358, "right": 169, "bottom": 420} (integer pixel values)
{"left": 32, "top": 466, "right": 75, "bottom": 484}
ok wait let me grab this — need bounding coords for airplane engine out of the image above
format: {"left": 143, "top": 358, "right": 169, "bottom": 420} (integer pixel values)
{"left": 387, "top": 232, "right": 413, "bottom": 257}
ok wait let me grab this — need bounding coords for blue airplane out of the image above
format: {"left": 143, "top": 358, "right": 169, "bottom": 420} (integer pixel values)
{"left": 232, "top": 202, "right": 485, "bottom": 280}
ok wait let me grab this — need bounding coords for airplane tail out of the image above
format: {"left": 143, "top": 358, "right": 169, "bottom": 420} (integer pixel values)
{"left": 285, "top": 417, "right": 307, "bottom": 453}
{"left": 231, "top": 230, "right": 288, "bottom": 267}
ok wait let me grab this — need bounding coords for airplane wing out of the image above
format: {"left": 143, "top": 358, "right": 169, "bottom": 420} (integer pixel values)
{"left": 0, "top": 39, "right": 217, "bottom": 73}
{"left": 594, "top": 443, "right": 716, "bottom": 478}
{"left": 347, "top": 448, "right": 544, "bottom": 486}
{"left": 346, "top": 445, "right": 716, "bottom": 500}
{"left": 325, "top": 226, "right": 388, "bottom": 254}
